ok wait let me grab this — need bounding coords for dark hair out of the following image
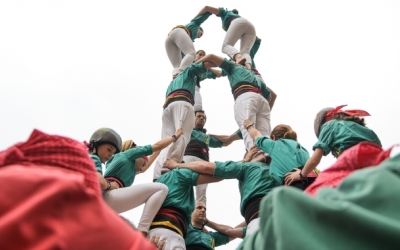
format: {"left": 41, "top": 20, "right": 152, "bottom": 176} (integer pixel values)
{"left": 195, "top": 110, "right": 206, "bottom": 115}
{"left": 196, "top": 50, "right": 206, "bottom": 55}
{"left": 271, "top": 124, "right": 297, "bottom": 141}
{"left": 232, "top": 9, "right": 239, "bottom": 14}
{"left": 333, "top": 113, "right": 366, "bottom": 126}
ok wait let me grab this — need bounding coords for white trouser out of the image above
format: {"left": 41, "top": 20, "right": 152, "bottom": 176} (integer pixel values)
{"left": 183, "top": 155, "right": 208, "bottom": 205}
{"left": 103, "top": 183, "right": 168, "bottom": 233}
{"left": 246, "top": 217, "right": 260, "bottom": 237}
{"left": 165, "top": 28, "right": 196, "bottom": 75}
{"left": 153, "top": 101, "right": 195, "bottom": 180}
{"left": 147, "top": 228, "right": 186, "bottom": 250}
{"left": 234, "top": 92, "right": 271, "bottom": 152}
{"left": 193, "top": 85, "right": 203, "bottom": 111}
{"left": 222, "top": 18, "right": 256, "bottom": 66}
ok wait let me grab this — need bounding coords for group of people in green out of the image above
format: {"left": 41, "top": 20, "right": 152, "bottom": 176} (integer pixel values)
{"left": 86, "top": 5, "right": 400, "bottom": 250}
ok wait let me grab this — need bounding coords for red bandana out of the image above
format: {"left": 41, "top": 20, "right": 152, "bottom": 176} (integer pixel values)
{"left": 324, "top": 105, "right": 371, "bottom": 123}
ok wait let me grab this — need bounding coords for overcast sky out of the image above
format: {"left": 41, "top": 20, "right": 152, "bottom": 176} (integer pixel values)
{"left": 1, "top": 1, "right": 399, "bottom": 249}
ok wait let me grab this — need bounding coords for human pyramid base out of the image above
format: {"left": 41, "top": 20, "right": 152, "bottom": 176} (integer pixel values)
{"left": 1, "top": 5, "right": 400, "bottom": 250}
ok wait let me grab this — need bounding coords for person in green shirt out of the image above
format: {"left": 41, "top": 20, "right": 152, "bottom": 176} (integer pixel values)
{"left": 284, "top": 105, "right": 381, "bottom": 185}
{"left": 238, "top": 153, "right": 400, "bottom": 250}
{"left": 163, "top": 147, "right": 280, "bottom": 237}
{"left": 244, "top": 120, "right": 316, "bottom": 190}
{"left": 194, "top": 6, "right": 256, "bottom": 69}
{"left": 166, "top": 10, "right": 211, "bottom": 77}
{"left": 86, "top": 127, "right": 122, "bottom": 191}
{"left": 153, "top": 61, "right": 216, "bottom": 181}
{"left": 196, "top": 54, "right": 271, "bottom": 153}
{"left": 193, "top": 50, "right": 223, "bottom": 111}
{"left": 101, "top": 128, "right": 183, "bottom": 236}
{"left": 185, "top": 201, "right": 245, "bottom": 250}
{"left": 184, "top": 110, "right": 239, "bottom": 205}
{"left": 147, "top": 167, "right": 223, "bottom": 250}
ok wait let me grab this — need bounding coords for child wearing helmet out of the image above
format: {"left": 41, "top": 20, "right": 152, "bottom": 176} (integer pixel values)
{"left": 101, "top": 128, "right": 183, "bottom": 236}
{"left": 86, "top": 127, "right": 123, "bottom": 191}
{"left": 284, "top": 105, "right": 381, "bottom": 185}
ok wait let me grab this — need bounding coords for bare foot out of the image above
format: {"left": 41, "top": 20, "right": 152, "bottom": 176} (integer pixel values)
{"left": 234, "top": 54, "right": 246, "bottom": 65}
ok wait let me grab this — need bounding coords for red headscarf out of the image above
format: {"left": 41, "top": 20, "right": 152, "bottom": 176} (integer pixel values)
{"left": 324, "top": 105, "right": 371, "bottom": 123}
{"left": 0, "top": 129, "right": 101, "bottom": 196}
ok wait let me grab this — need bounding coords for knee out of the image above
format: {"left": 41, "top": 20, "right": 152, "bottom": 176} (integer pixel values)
{"left": 157, "top": 183, "right": 169, "bottom": 194}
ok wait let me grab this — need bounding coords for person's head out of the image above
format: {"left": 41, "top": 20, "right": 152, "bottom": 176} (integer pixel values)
{"left": 244, "top": 146, "right": 271, "bottom": 164}
{"left": 121, "top": 140, "right": 148, "bottom": 173}
{"left": 191, "top": 201, "right": 207, "bottom": 224}
{"left": 314, "top": 105, "right": 370, "bottom": 138}
{"left": 231, "top": 9, "right": 239, "bottom": 14}
{"left": 197, "top": 27, "right": 204, "bottom": 38}
{"left": 195, "top": 50, "right": 206, "bottom": 61}
{"left": 194, "top": 110, "right": 207, "bottom": 130}
{"left": 271, "top": 125, "right": 297, "bottom": 141}
{"left": 89, "top": 128, "right": 122, "bottom": 163}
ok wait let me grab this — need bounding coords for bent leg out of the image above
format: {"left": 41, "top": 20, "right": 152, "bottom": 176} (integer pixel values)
{"left": 172, "top": 28, "right": 195, "bottom": 72}
{"left": 165, "top": 32, "right": 182, "bottom": 75}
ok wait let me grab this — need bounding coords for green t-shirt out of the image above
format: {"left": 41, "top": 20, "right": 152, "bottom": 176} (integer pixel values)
{"left": 250, "top": 38, "right": 261, "bottom": 69}
{"left": 217, "top": 7, "right": 241, "bottom": 31}
{"left": 191, "top": 129, "right": 223, "bottom": 149}
{"left": 198, "top": 70, "right": 217, "bottom": 82}
{"left": 255, "top": 137, "right": 310, "bottom": 184}
{"left": 314, "top": 120, "right": 382, "bottom": 157}
{"left": 185, "top": 224, "right": 229, "bottom": 249}
{"left": 90, "top": 154, "right": 103, "bottom": 174}
{"left": 185, "top": 12, "right": 212, "bottom": 41}
{"left": 238, "top": 155, "right": 400, "bottom": 250}
{"left": 156, "top": 168, "right": 199, "bottom": 222}
{"left": 255, "top": 75, "right": 271, "bottom": 100}
{"left": 213, "top": 161, "right": 279, "bottom": 216}
{"left": 219, "top": 59, "right": 257, "bottom": 90}
{"left": 165, "top": 62, "right": 207, "bottom": 97}
{"left": 104, "top": 145, "right": 153, "bottom": 187}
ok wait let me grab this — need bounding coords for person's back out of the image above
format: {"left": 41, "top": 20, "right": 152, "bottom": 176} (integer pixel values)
{"left": 316, "top": 119, "right": 381, "bottom": 157}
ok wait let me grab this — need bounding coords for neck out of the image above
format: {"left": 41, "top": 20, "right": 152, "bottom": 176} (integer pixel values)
{"left": 192, "top": 220, "right": 203, "bottom": 228}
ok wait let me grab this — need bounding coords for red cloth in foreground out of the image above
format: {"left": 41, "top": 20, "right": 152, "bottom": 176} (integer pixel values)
{"left": 0, "top": 129, "right": 156, "bottom": 250}
{"left": 305, "top": 142, "right": 393, "bottom": 196}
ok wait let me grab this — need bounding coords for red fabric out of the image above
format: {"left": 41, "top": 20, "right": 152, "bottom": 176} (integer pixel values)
{"left": 305, "top": 142, "right": 393, "bottom": 196}
{"left": 324, "top": 104, "right": 371, "bottom": 123}
{"left": 143, "top": 155, "right": 149, "bottom": 161}
{"left": 0, "top": 129, "right": 156, "bottom": 250}
{"left": 0, "top": 129, "right": 101, "bottom": 197}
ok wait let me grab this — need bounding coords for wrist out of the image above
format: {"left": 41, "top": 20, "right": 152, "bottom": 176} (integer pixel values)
{"left": 246, "top": 123, "right": 254, "bottom": 130}
{"left": 299, "top": 170, "right": 307, "bottom": 181}
{"left": 172, "top": 135, "right": 177, "bottom": 142}
{"left": 105, "top": 181, "right": 111, "bottom": 190}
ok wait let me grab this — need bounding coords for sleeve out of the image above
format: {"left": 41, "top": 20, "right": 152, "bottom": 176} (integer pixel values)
{"left": 259, "top": 79, "right": 271, "bottom": 100}
{"left": 89, "top": 154, "right": 103, "bottom": 174}
{"left": 312, "top": 124, "right": 334, "bottom": 156}
{"left": 191, "top": 11, "right": 212, "bottom": 25}
{"left": 213, "top": 161, "right": 244, "bottom": 180}
{"left": 221, "top": 69, "right": 228, "bottom": 77}
{"left": 209, "top": 135, "right": 223, "bottom": 148}
{"left": 189, "top": 62, "right": 207, "bottom": 78}
{"left": 124, "top": 145, "right": 153, "bottom": 162}
{"left": 177, "top": 168, "right": 199, "bottom": 187}
{"left": 219, "top": 58, "right": 234, "bottom": 74}
{"left": 204, "top": 70, "right": 217, "bottom": 80}
{"left": 103, "top": 155, "right": 131, "bottom": 187}
{"left": 242, "top": 227, "right": 247, "bottom": 238}
{"left": 236, "top": 129, "right": 243, "bottom": 139}
{"left": 255, "top": 136, "right": 274, "bottom": 154}
{"left": 250, "top": 38, "right": 261, "bottom": 67}
{"left": 216, "top": 7, "right": 226, "bottom": 17}
{"left": 209, "top": 231, "right": 230, "bottom": 247}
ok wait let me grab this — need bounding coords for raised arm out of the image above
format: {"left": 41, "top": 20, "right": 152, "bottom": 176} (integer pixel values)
{"left": 206, "top": 220, "right": 245, "bottom": 240}
{"left": 267, "top": 87, "right": 277, "bottom": 110}
{"left": 152, "top": 128, "right": 183, "bottom": 152}
{"left": 138, "top": 151, "right": 160, "bottom": 175}
{"left": 243, "top": 119, "right": 262, "bottom": 141}
{"left": 210, "top": 131, "right": 241, "bottom": 146}
{"left": 194, "top": 6, "right": 220, "bottom": 18}
{"left": 196, "top": 54, "right": 224, "bottom": 66}
{"left": 163, "top": 158, "right": 215, "bottom": 175}
{"left": 208, "top": 68, "right": 222, "bottom": 77}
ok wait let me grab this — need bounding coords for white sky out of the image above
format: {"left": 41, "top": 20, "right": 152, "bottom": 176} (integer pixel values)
{"left": 1, "top": 1, "right": 399, "bottom": 249}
